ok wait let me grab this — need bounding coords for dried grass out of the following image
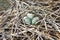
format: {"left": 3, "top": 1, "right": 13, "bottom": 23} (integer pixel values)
{"left": 0, "top": 0, "right": 60, "bottom": 40}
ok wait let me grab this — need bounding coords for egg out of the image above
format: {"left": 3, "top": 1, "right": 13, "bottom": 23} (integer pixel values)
{"left": 23, "top": 16, "right": 31, "bottom": 25}
{"left": 32, "top": 17, "right": 39, "bottom": 24}
{"left": 27, "top": 13, "right": 34, "bottom": 19}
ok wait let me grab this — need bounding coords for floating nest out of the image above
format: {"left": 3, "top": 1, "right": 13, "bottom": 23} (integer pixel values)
{"left": 0, "top": 0, "right": 60, "bottom": 40}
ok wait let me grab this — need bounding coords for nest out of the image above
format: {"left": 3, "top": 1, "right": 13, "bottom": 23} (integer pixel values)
{"left": 0, "top": 0, "right": 60, "bottom": 40}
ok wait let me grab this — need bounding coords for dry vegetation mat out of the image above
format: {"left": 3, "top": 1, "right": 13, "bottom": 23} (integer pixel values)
{"left": 0, "top": 0, "right": 60, "bottom": 40}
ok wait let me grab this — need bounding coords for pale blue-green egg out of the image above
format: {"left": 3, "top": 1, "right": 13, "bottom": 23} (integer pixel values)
{"left": 23, "top": 16, "right": 31, "bottom": 25}
{"left": 27, "top": 13, "right": 34, "bottom": 19}
{"left": 32, "top": 17, "right": 39, "bottom": 24}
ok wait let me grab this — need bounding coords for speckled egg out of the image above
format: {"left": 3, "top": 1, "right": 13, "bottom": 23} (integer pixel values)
{"left": 23, "top": 16, "right": 31, "bottom": 25}
{"left": 27, "top": 13, "right": 34, "bottom": 19}
{"left": 32, "top": 17, "right": 39, "bottom": 24}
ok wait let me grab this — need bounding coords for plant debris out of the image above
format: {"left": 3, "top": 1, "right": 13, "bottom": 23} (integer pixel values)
{"left": 0, "top": 0, "right": 60, "bottom": 40}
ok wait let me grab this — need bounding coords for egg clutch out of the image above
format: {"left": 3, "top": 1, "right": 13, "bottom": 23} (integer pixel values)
{"left": 23, "top": 13, "right": 39, "bottom": 25}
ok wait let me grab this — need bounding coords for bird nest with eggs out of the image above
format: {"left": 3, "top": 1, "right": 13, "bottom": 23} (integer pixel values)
{"left": 0, "top": 0, "right": 60, "bottom": 40}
